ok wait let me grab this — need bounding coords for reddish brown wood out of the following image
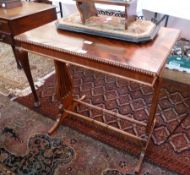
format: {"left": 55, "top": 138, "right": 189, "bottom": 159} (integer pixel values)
{"left": 146, "top": 77, "right": 162, "bottom": 134}
{"left": 14, "top": 22, "right": 180, "bottom": 85}
{"left": 48, "top": 103, "right": 65, "bottom": 135}
{"left": 0, "top": 2, "right": 57, "bottom": 69}
{"left": 64, "top": 107, "right": 146, "bottom": 145}
{"left": 12, "top": 45, "right": 23, "bottom": 70}
{"left": 14, "top": 47, "right": 40, "bottom": 107}
{"left": 74, "top": 98, "right": 147, "bottom": 127}
{"left": 54, "top": 61, "right": 73, "bottom": 100}
{"left": 48, "top": 95, "right": 86, "bottom": 135}
{"left": 48, "top": 60, "right": 74, "bottom": 134}
{"left": 14, "top": 21, "right": 180, "bottom": 173}
{"left": 135, "top": 119, "right": 156, "bottom": 174}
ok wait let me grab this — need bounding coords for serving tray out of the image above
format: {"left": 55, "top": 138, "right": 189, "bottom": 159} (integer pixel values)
{"left": 56, "top": 13, "right": 160, "bottom": 43}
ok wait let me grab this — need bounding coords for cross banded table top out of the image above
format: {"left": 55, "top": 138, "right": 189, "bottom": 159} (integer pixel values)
{"left": 15, "top": 21, "right": 180, "bottom": 85}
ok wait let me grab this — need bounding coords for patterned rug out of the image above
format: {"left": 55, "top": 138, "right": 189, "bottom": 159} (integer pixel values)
{"left": 0, "top": 163, "right": 15, "bottom": 175}
{"left": 17, "top": 66, "right": 190, "bottom": 175}
{"left": 0, "top": 93, "right": 175, "bottom": 175}
{"left": 0, "top": 43, "right": 54, "bottom": 96}
{"left": 0, "top": 134, "right": 74, "bottom": 175}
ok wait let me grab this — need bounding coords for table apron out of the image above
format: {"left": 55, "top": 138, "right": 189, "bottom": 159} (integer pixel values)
{"left": 16, "top": 43, "right": 158, "bottom": 87}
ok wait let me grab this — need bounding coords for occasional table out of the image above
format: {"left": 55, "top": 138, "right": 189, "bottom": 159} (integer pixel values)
{"left": 0, "top": 2, "right": 57, "bottom": 68}
{"left": 15, "top": 21, "right": 180, "bottom": 173}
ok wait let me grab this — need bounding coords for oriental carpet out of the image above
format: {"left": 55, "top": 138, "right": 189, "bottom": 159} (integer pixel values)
{"left": 0, "top": 93, "right": 176, "bottom": 175}
{"left": 16, "top": 66, "right": 190, "bottom": 175}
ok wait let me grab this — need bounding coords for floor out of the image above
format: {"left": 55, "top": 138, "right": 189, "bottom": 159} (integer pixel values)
{"left": 163, "top": 69, "right": 190, "bottom": 85}
{"left": 0, "top": 94, "right": 178, "bottom": 175}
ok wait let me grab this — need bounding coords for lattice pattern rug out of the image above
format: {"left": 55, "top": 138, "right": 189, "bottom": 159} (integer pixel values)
{"left": 17, "top": 65, "right": 190, "bottom": 175}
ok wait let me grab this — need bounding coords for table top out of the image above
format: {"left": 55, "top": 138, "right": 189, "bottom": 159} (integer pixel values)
{"left": 0, "top": 2, "right": 55, "bottom": 20}
{"left": 15, "top": 21, "right": 180, "bottom": 84}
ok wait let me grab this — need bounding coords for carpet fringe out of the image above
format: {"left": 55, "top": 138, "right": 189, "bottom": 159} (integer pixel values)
{"left": 9, "top": 71, "right": 55, "bottom": 100}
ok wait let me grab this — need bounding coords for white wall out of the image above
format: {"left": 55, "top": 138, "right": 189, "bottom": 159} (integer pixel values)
{"left": 142, "top": 10, "right": 190, "bottom": 39}
{"left": 138, "top": 0, "right": 190, "bottom": 39}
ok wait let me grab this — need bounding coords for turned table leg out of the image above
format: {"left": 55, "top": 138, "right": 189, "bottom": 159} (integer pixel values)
{"left": 135, "top": 77, "right": 162, "bottom": 174}
{"left": 146, "top": 77, "right": 162, "bottom": 134}
{"left": 14, "top": 47, "right": 40, "bottom": 107}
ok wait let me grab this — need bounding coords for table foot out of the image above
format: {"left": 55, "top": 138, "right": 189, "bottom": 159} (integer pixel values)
{"left": 134, "top": 119, "right": 156, "bottom": 174}
{"left": 134, "top": 151, "right": 145, "bottom": 174}
{"left": 48, "top": 95, "right": 86, "bottom": 135}
{"left": 34, "top": 101, "right": 41, "bottom": 108}
{"left": 48, "top": 114, "right": 66, "bottom": 135}
{"left": 48, "top": 104, "right": 65, "bottom": 135}
{"left": 17, "top": 63, "right": 22, "bottom": 70}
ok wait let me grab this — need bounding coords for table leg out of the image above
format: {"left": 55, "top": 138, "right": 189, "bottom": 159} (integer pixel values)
{"left": 11, "top": 45, "right": 22, "bottom": 69}
{"left": 14, "top": 47, "right": 40, "bottom": 107}
{"left": 53, "top": 60, "right": 73, "bottom": 101}
{"left": 48, "top": 60, "right": 73, "bottom": 135}
{"left": 146, "top": 77, "right": 162, "bottom": 134}
{"left": 135, "top": 119, "right": 156, "bottom": 174}
{"left": 135, "top": 77, "right": 162, "bottom": 174}
{"left": 48, "top": 103, "right": 65, "bottom": 134}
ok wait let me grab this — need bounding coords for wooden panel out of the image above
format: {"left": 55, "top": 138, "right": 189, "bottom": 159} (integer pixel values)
{"left": 0, "top": 1, "right": 57, "bottom": 69}
{"left": 0, "top": 31, "right": 13, "bottom": 44}
{"left": 0, "top": 2, "right": 55, "bottom": 20}
{"left": 0, "top": 19, "right": 10, "bottom": 33}
{"left": 10, "top": 7, "right": 56, "bottom": 35}
{"left": 14, "top": 40, "right": 156, "bottom": 85}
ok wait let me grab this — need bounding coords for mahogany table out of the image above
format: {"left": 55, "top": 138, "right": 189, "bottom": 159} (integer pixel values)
{"left": 0, "top": 2, "right": 56, "bottom": 69}
{"left": 14, "top": 21, "right": 180, "bottom": 174}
